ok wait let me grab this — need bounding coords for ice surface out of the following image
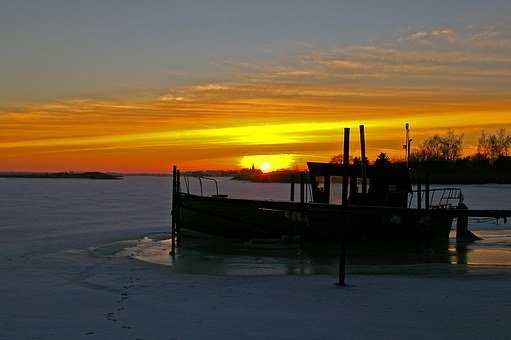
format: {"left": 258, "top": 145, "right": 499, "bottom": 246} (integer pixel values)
{"left": 1, "top": 177, "right": 511, "bottom": 339}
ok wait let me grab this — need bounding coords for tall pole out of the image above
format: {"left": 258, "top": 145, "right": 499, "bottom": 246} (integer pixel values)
{"left": 338, "top": 128, "right": 350, "bottom": 286}
{"left": 299, "top": 172, "right": 305, "bottom": 249}
{"left": 342, "top": 128, "right": 350, "bottom": 205}
{"left": 359, "top": 125, "right": 367, "bottom": 194}
{"left": 404, "top": 123, "right": 412, "bottom": 169}
{"left": 170, "top": 165, "right": 176, "bottom": 256}
{"left": 176, "top": 169, "right": 181, "bottom": 247}
{"left": 337, "top": 231, "right": 346, "bottom": 286}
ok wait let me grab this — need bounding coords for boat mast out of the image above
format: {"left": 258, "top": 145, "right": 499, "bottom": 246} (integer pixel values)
{"left": 359, "top": 125, "right": 367, "bottom": 194}
{"left": 403, "top": 123, "right": 412, "bottom": 169}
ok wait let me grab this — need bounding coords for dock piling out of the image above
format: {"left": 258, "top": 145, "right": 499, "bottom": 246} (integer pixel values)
{"left": 337, "top": 214, "right": 349, "bottom": 286}
{"left": 337, "top": 237, "right": 346, "bottom": 286}
{"left": 456, "top": 202, "right": 480, "bottom": 241}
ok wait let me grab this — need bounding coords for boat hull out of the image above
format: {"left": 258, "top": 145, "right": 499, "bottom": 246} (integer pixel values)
{"left": 178, "top": 194, "right": 454, "bottom": 242}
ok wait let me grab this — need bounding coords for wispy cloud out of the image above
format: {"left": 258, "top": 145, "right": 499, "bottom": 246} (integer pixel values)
{"left": 2, "top": 24, "right": 511, "bottom": 171}
{"left": 407, "top": 28, "right": 457, "bottom": 43}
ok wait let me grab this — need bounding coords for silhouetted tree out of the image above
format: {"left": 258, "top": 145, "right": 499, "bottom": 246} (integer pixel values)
{"left": 414, "top": 130, "right": 463, "bottom": 161}
{"left": 374, "top": 153, "right": 391, "bottom": 167}
{"left": 330, "top": 154, "right": 343, "bottom": 164}
{"left": 478, "top": 129, "right": 511, "bottom": 160}
{"left": 329, "top": 154, "right": 357, "bottom": 165}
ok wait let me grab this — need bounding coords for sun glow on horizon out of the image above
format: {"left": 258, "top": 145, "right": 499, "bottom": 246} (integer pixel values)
{"left": 260, "top": 162, "right": 272, "bottom": 173}
{"left": 240, "top": 154, "right": 295, "bottom": 172}
{"left": 2, "top": 14, "right": 511, "bottom": 173}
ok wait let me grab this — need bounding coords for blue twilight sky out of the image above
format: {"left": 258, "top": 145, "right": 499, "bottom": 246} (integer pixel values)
{"left": 2, "top": 0, "right": 510, "bottom": 104}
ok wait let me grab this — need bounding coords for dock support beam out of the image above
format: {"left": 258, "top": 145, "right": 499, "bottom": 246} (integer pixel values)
{"left": 342, "top": 128, "right": 350, "bottom": 205}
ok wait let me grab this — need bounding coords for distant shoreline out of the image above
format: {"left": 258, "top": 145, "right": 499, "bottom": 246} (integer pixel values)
{"left": 3, "top": 169, "right": 511, "bottom": 184}
{"left": 231, "top": 169, "right": 511, "bottom": 185}
{"left": 0, "top": 172, "right": 123, "bottom": 180}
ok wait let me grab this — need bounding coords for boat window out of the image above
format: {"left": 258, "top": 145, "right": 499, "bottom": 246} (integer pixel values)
{"left": 330, "top": 176, "right": 343, "bottom": 204}
{"left": 315, "top": 176, "right": 325, "bottom": 192}
{"left": 357, "top": 177, "right": 370, "bottom": 193}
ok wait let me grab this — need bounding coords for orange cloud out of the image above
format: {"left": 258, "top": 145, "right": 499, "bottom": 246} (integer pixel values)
{"left": 2, "top": 25, "right": 511, "bottom": 172}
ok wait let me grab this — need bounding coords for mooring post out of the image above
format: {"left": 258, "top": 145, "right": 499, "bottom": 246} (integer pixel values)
{"left": 425, "top": 174, "right": 430, "bottom": 210}
{"left": 170, "top": 165, "right": 177, "bottom": 256}
{"left": 359, "top": 125, "right": 367, "bottom": 194}
{"left": 456, "top": 202, "right": 469, "bottom": 240}
{"left": 338, "top": 236, "right": 346, "bottom": 286}
{"left": 337, "top": 214, "right": 349, "bottom": 286}
{"left": 176, "top": 169, "right": 181, "bottom": 248}
{"left": 338, "top": 128, "right": 350, "bottom": 285}
{"left": 342, "top": 128, "right": 350, "bottom": 205}
{"left": 417, "top": 178, "right": 422, "bottom": 209}
{"left": 290, "top": 174, "right": 295, "bottom": 202}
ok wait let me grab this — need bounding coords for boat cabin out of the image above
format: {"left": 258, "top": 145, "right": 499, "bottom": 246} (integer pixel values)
{"left": 307, "top": 162, "right": 411, "bottom": 208}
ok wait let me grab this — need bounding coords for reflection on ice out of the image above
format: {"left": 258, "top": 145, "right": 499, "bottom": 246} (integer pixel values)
{"left": 95, "top": 229, "right": 511, "bottom": 277}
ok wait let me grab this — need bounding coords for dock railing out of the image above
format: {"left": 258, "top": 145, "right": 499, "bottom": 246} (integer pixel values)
{"left": 290, "top": 173, "right": 314, "bottom": 203}
{"left": 408, "top": 187, "right": 463, "bottom": 209}
{"left": 180, "top": 174, "right": 220, "bottom": 197}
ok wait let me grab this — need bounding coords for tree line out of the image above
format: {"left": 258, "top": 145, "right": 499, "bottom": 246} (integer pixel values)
{"left": 329, "top": 128, "right": 511, "bottom": 183}
{"left": 330, "top": 128, "right": 511, "bottom": 165}
{"left": 412, "top": 128, "right": 511, "bottom": 163}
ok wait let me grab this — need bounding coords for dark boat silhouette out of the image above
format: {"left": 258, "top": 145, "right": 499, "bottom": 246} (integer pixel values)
{"left": 173, "top": 126, "right": 511, "bottom": 243}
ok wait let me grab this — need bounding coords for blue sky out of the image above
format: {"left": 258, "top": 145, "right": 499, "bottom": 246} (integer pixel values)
{"left": 2, "top": 0, "right": 510, "bottom": 103}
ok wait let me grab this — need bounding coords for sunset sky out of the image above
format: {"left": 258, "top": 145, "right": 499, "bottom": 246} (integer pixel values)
{"left": 2, "top": 1, "right": 511, "bottom": 172}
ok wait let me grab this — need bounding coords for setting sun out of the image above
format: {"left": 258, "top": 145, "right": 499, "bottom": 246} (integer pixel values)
{"left": 260, "top": 162, "right": 272, "bottom": 173}
{"left": 240, "top": 154, "right": 295, "bottom": 172}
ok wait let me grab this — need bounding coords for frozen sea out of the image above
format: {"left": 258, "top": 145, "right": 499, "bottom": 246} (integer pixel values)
{"left": 1, "top": 176, "right": 511, "bottom": 339}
